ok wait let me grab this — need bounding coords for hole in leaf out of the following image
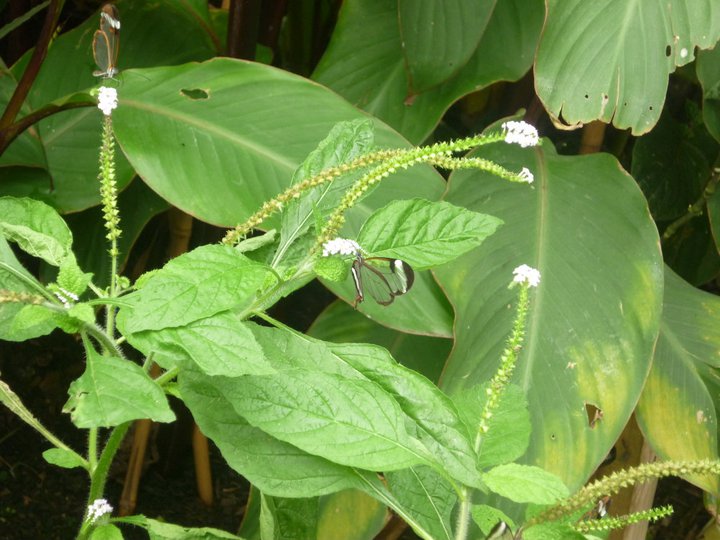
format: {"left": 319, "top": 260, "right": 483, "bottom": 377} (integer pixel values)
{"left": 180, "top": 88, "right": 210, "bottom": 100}
{"left": 584, "top": 402, "right": 603, "bottom": 428}
{"left": 665, "top": 45, "right": 672, "bottom": 57}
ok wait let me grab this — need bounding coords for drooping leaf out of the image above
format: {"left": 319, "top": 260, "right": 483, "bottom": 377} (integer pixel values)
{"left": 635, "top": 267, "right": 720, "bottom": 494}
{"left": 224, "top": 368, "right": 428, "bottom": 471}
{"left": 313, "top": 0, "right": 543, "bottom": 143}
{"left": 179, "top": 369, "right": 369, "bottom": 498}
{"left": 535, "top": 0, "right": 720, "bottom": 134}
{"left": 328, "top": 341, "right": 482, "bottom": 487}
{"left": 0, "top": 197, "right": 73, "bottom": 266}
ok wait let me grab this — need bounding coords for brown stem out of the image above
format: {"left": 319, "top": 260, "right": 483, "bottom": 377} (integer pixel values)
{"left": 0, "top": 99, "right": 94, "bottom": 154}
{"left": 227, "top": 0, "right": 260, "bottom": 59}
{"left": 0, "top": 0, "right": 65, "bottom": 149}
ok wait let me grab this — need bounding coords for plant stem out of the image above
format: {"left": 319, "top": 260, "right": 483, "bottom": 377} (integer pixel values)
{"left": 662, "top": 162, "right": 720, "bottom": 241}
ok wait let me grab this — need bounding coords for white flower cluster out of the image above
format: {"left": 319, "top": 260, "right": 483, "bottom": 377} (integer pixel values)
{"left": 97, "top": 86, "right": 118, "bottom": 116}
{"left": 512, "top": 264, "right": 541, "bottom": 287}
{"left": 86, "top": 498, "right": 113, "bottom": 523}
{"left": 322, "top": 238, "right": 361, "bottom": 257}
{"left": 502, "top": 121, "right": 539, "bottom": 148}
{"left": 517, "top": 167, "right": 534, "bottom": 184}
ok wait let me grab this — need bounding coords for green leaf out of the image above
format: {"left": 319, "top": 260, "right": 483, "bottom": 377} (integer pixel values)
{"left": 385, "top": 467, "right": 456, "bottom": 540}
{"left": 276, "top": 119, "right": 375, "bottom": 267}
{"left": 260, "top": 494, "right": 318, "bottom": 540}
{"left": 227, "top": 369, "right": 427, "bottom": 471}
{"left": 0, "top": 236, "right": 60, "bottom": 341}
{"left": 308, "top": 300, "right": 452, "bottom": 382}
{"left": 328, "top": 342, "right": 482, "bottom": 487}
{"left": 317, "top": 490, "right": 387, "bottom": 540}
{"left": 64, "top": 345, "right": 175, "bottom": 428}
{"left": 536, "top": 0, "right": 720, "bottom": 135}
{"left": 42, "top": 448, "right": 86, "bottom": 469}
{"left": 89, "top": 524, "right": 123, "bottom": 540}
{"left": 636, "top": 267, "right": 720, "bottom": 494}
{"left": 398, "top": 0, "right": 494, "bottom": 94}
{"left": 434, "top": 139, "right": 663, "bottom": 493}
{"left": 126, "top": 314, "right": 275, "bottom": 377}
{"left": 56, "top": 258, "right": 92, "bottom": 297}
{"left": 249, "top": 325, "right": 477, "bottom": 482}
{"left": 122, "top": 515, "right": 243, "bottom": 539}
{"left": 179, "top": 369, "right": 367, "bottom": 497}
{"left": 116, "top": 245, "right": 271, "bottom": 334}
{"left": 357, "top": 198, "right": 501, "bottom": 269}
{"left": 482, "top": 463, "right": 569, "bottom": 505}
{"left": 452, "top": 384, "right": 531, "bottom": 470}
{"left": 313, "top": 0, "right": 543, "bottom": 143}
{"left": 0, "top": 197, "right": 73, "bottom": 266}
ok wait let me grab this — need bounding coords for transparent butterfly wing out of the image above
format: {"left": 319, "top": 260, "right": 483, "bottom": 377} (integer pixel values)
{"left": 353, "top": 257, "right": 415, "bottom": 306}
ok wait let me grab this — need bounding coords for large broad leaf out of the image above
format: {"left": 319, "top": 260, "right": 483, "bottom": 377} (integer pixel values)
{"left": 535, "top": 1, "right": 720, "bottom": 135}
{"left": 112, "top": 58, "right": 444, "bottom": 229}
{"left": 112, "top": 58, "right": 453, "bottom": 336}
{"left": 434, "top": 139, "right": 664, "bottom": 495}
{"left": 398, "top": 0, "right": 494, "bottom": 95}
{"left": 313, "top": 0, "right": 543, "bottom": 143}
{"left": 636, "top": 267, "right": 720, "bottom": 495}
{"left": 2, "top": 0, "right": 218, "bottom": 212}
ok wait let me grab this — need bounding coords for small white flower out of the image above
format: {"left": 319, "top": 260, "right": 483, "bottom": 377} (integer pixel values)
{"left": 86, "top": 498, "right": 113, "bottom": 523}
{"left": 502, "top": 121, "right": 539, "bottom": 148}
{"left": 97, "top": 86, "right": 118, "bottom": 116}
{"left": 322, "top": 238, "right": 361, "bottom": 257}
{"left": 512, "top": 264, "right": 541, "bottom": 287}
{"left": 517, "top": 167, "right": 534, "bottom": 184}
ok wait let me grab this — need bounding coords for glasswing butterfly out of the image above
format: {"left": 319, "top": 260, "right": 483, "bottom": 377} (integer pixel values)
{"left": 350, "top": 254, "right": 415, "bottom": 307}
{"left": 93, "top": 4, "right": 120, "bottom": 79}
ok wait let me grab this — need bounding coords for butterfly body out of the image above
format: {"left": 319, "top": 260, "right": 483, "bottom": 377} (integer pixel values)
{"left": 351, "top": 255, "right": 414, "bottom": 307}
